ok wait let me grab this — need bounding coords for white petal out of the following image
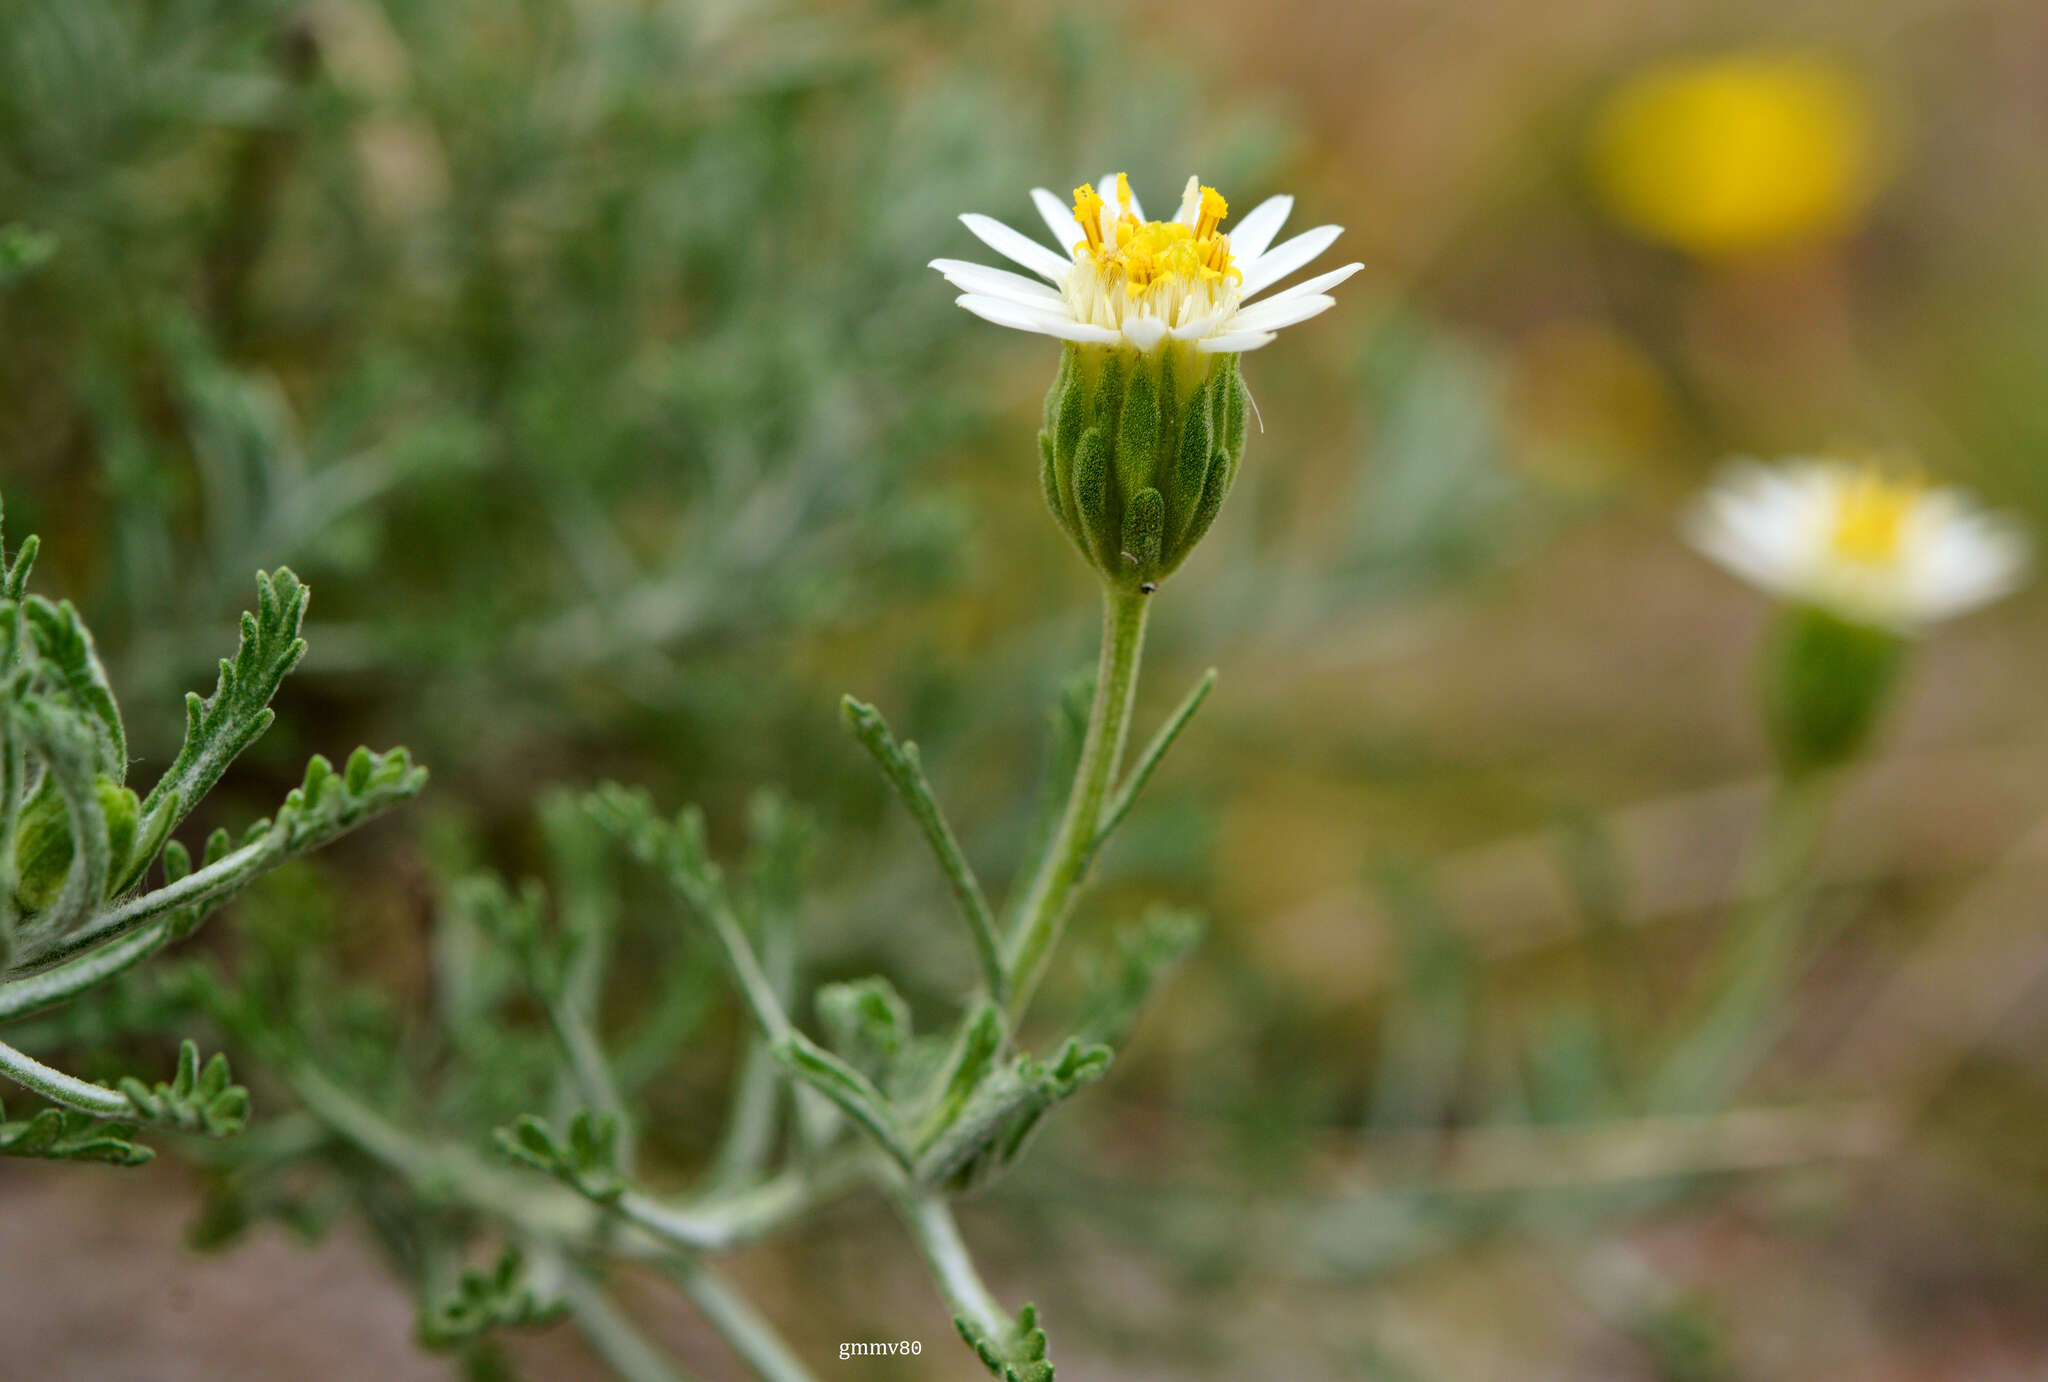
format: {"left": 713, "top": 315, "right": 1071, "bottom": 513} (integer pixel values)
{"left": 1197, "top": 330, "right": 1278, "bottom": 354}
{"left": 1173, "top": 175, "right": 1202, "bottom": 226}
{"left": 1242, "top": 262, "right": 1364, "bottom": 311}
{"left": 1683, "top": 464, "right": 1812, "bottom": 595}
{"left": 1685, "top": 508, "right": 1795, "bottom": 596}
{"left": 1121, "top": 317, "right": 1169, "bottom": 352}
{"left": 1097, "top": 173, "right": 1143, "bottom": 223}
{"left": 929, "top": 258, "right": 1064, "bottom": 307}
{"left": 954, "top": 291, "right": 1082, "bottom": 328}
{"left": 1238, "top": 225, "right": 1344, "bottom": 299}
{"left": 1226, "top": 195, "right": 1293, "bottom": 265}
{"left": 1170, "top": 308, "right": 1231, "bottom": 340}
{"left": 1029, "top": 188, "right": 1087, "bottom": 258}
{"left": 956, "top": 294, "right": 1119, "bottom": 344}
{"left": 1714, "top": 465, "right": 1830, "bottom": 570}
{"left": 959, "top": 213, "right": 1072, "bottom": 283}
{"left": 1226, "top": 294, "right": 1336, "bottom": 334}
{"left": 1909, "top": 510, "right": 2031, "bottom": 620}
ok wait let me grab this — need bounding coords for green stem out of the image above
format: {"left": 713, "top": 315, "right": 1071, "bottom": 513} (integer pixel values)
{"left": 0, "top": 1036, "right": 132, "bottom": 1119}
{"left": 545, "top": 990, "right": 635, "bottom": 1174}
{"left": 892, "top": 1189, "right": 1009, "bottom": 1341}
{"left": 282, "top": 1061, "right": 611, "bottom": 1241}
{"left": 614, "top": 1150, "right": 875, "bottom": 1253}
{"left": 1648, "top": 775, "right": 1833, "bottom": 1113}
{"left": 709, "top": 915, "right": 796, "bottom": 1191}
{"left": 1005, "top": 586, "right": 1151, "bottom": 1024}
{"left": 698, "top": 890, "right": 794, "bottom": 1045}
{"left": 662, "top": 1257, "right": 822, "bottom": 1382}
{"left": 562, "top": 1272, "right": 706, "bottom": 1382}
{"left": 14, "top": 838, "right": 270, "bottom": 973}
{"left": 0, "top": 710, "right": 24, "bottom": 957}
{"left": 285, "top": 1057, "right": 871, "bottom": 1263}
{"left": 709, "top": 1034, "right": 783, "bottom": 1189}
{"left": 844, "top": 697, "right": 1007, "bottom": 1003}
{"left": 1087, "top": 666, "right": 1216, "bottom": 870}
{"left": 0, "top": 921, "right": 172, "bottom": 1021}
{"left": 691, "top": 892, "right": 902, "bottom": 1157}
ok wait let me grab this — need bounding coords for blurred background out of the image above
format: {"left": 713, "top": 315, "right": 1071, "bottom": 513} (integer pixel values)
{"left": 4, "top": 0, "right": 2048, "bottom": 1377}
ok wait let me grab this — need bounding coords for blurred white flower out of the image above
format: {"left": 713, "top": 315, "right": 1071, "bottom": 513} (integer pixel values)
{"left": 1686, "top": 459, "right": 2031, "bottom": 630}
{"left": 932, "top": 173, "right": 1360, "bottom": 354}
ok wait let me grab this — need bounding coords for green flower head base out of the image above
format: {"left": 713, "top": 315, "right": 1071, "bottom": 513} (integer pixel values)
{"left": 1039, "top": 342, "right": 1247, "bottom": 591}
{"left": 936, "top": 173, "right": 1362, "bottom": 589}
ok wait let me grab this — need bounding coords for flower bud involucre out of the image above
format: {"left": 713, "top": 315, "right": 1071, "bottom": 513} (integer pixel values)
{"left": 1039, "top": 342, "right": 1249, "bottom": 592}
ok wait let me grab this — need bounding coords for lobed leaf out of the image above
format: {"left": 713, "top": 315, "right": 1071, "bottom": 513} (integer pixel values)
{"left": 841, "top": 696, "right": 1004, "bottom": 998}
{"left": 0, "top": 1095, "right": 150, "bottom": 1167}
{"left": 493, "top": 1110, "right": 624, "bottom": 1205}
{"left": 271, "top": 746, "right": 428, "bottom": 855}
{"left": 914, "top": 1034, "right": 1110, "bottom": 1192}
{"left": 816, "top": 975, "right": 914, "bottom": 1085}
{"left": 0, "top": 493, "right": 40, "bottom": 599}
{"left": 1071, "top": 906, "right": 1205, "bottom": 1051}
{"left": 116, "top": 1038, "right": 250, "bottom": 1137}
{"left": 418, "top": 1247, "right": 568, "bottom": 1349}
{"left": 21, "top": 597, "right": 126, "bottom": 777}
{"left": 956, "top": 1302, "right": 1057, "bottom": 1382}
{"left": 136, "top": 568, "right": 311, "bottom": 847}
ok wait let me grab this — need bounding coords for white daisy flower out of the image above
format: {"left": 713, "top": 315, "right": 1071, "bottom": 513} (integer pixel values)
{"left": 932, "top": 172, "right": 1362, "bottom": 355}
{"left": 1686, "top": 459, "right": 2031, "bottom": 631}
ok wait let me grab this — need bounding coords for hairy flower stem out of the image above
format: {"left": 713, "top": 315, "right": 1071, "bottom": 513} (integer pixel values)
{"left": 0, "top": 1035, "right": 132, "bottom": 1118}
{"left": 893, "top": 1190, "right": 1010, "bottom": 1341}
{"left": 1005, "top": 586, "right": 1151, "bottom": 1024}
{"left": 661, "top": 1257, "right": 822, "bottom": 1382}
{"left": 1649, "top": 775, "right": 1834, "bottom": 1112}
{"left": 561, "top": 1273, "right": 704, "bottom": 1382}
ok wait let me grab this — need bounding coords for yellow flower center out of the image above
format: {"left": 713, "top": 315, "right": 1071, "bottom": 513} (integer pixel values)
{"left": 1829, "top": 471, "right": 1917, "bottom": 566}
{"left": 1062, "top": 174, "right": 1242, "bottom": 337}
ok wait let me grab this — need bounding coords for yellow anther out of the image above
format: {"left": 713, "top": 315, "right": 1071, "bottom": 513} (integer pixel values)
{"left": 1072, "top": 184, "right": 1106, "bottom": 253}
{"left": 1064, "top": 174, "right": 1242, "bottom": 321}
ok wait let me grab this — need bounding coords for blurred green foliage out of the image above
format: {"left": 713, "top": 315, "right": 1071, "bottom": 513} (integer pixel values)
{"left": 0, "top": 0, "right": 1280, "bottom": 816}
{"left": 8, "top": 0, "right": 2048, "bottom": 1378}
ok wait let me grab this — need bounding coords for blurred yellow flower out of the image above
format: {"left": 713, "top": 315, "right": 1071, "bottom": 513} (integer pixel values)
{"left": 1589, "top": 53, "right": 1883, "bottom": 257}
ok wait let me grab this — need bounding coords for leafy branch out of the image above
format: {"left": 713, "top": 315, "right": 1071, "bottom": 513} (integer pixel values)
{"left": 117, "top": 1038, "right": 252, "bottom": 1136}
{"left": 419, "top": 1248, "right": 569, "bottom": 1349}
{"left": 0, "top": 1036, "right": 247, "bottom": 1138}
{"left": 495, "top": 1111, "right": 627, "bottom": 1205}
{"left": 842, "top": 696, "right": 1007, "bottom": 1002}
{"left": 956, "top": 1304, "right": 1057, "bottom": 1382}
{"left": 6, "top": 520, "right": 1214, "bottom": 1374}
{"left": 136, "top": 567, "right": 310, "bottom": 849}
{"left": 0, "top": 1093, "right": 150, "bottom": 1167}
{"left": 0, "top": 493, "right": 426, "bottom": 1163}
{"left": 1089, "top": 667, "right": 1216, "bottom": 865}
{"left": 588, "top": 786, "right": 917, "bottom": 1172}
